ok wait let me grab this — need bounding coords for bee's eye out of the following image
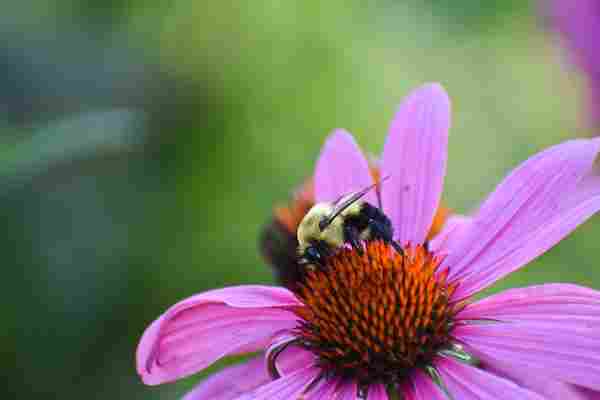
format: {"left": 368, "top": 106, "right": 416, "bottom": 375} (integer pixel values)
{"left": 318, "top": 218, "right": 329, "bottom": 231}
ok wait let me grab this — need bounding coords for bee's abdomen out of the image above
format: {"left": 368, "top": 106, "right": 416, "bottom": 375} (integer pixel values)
{"left": 259, "top": 218, "right": 305, "bottom": 290}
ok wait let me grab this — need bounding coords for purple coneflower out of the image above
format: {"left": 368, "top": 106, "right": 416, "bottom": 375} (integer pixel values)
{"left": 545, "top": 0, "right": 600, "bottom": 126}
{"left": 137, "top": 83, "right": 600, "bottom": 399}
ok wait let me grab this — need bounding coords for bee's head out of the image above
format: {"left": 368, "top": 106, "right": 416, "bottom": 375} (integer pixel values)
{"left": 297, "top": 203, "right": 336, "bottom": 248}
{"left": 298, "top": 178, "right": 389, "bottom": 251}
{"left": 318, "top": 214, "right": 332, "bottom": 232}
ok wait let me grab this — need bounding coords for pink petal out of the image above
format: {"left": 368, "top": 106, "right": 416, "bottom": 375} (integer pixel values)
{"left": 403, "top": 370, "right": 446, "bottom": 400}
{"left": 482, "top": 358, "right": 590, "bottom": 400}
{"left": 457, "top": 283, "right": 600, "bottom": 323}
{"left": 314, "top": 129, "right": 376, "bottom": 204}
{"left": 136, "top": 285, "right": 300, "bottom": 385}
{"left": 574, "top": 385, "right": 600, "bottom": 400}
{"left": 303, "top": 379, "right": 340, "bottom": 399}
{"left": 454, "top": 284, "right": 600, "bottom": 391}
{"left": 436, "top": 357, "right": 545, "bottom": 399}
{"left": 334, "top": 381, "right": 359, "bottom": 400}
{"left": 380, "top": 83, "right": 451, "bottom": 245}
{"left": 590, "top": 77, "right": 600, "bottom": 125}
{"left": 234, "top": 365, "right": 321, "bottom": 400}
{"left": 183, "top": 347, "right": 317, "bottom": 400}
{"left": 441, "top": 138, "right": 600, "bottom": 299}
{"left": 265, "top": 333, "right": 316, "bottom": 376}
{"left": 367, "top": 384, "right": 388, "bottom": 400}
{"left": 430, "top": 214, "right": 471, "bottom": 253}
{"left": 546, "top": 0, "right": 600, "bottom": 78}
{"left": 545, "top": 0, "right": 600, "bottom": 127}
{"left": 182, "top": 356, "right": 269, "bottom": 400}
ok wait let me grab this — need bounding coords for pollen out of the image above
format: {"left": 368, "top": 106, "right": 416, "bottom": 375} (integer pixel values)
{"left": 294, "top": 240, "right": 459, "bottom": 385}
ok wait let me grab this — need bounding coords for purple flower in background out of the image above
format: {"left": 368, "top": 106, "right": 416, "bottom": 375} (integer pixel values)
{"left": 545, "top": 0, "right": 600, "bottom": 126}
{"left": 136, "top": 84, "right": 600, "bottom": 399}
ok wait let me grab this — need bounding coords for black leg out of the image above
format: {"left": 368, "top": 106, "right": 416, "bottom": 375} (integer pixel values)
{"left": 315, "top": 241, "right": 333, "bottom": 259}
{"left": 390, "top": 240, "right": 405, "bottom": 256}
{"left": 300, "top": 242, "right": 334, "bottom": 269}
{"left": 369, "top": 219, "right": 404, "bottom": 256}
{"left": 301, "top": 246, "right": 324, "bottom": 267}
{"left": 344, "top": 225, "right": 363, "bottom": 254}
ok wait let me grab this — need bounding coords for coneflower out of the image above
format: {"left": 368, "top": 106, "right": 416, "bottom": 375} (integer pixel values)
{"left": 137, "top": 83, "right": 600, "bottom": 399}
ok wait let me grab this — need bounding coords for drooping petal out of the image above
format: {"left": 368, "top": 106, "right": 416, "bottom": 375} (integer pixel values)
{"left": 183, "top": 347, "right": 317, "bottom": 400}
{"left": 182, "top": 356, "right": 270, "bottom": 400}
{"left": 265, "top": 332, "right": 316, "bottom": 376}
{"left": 303, "top": 378, "right": 341, "bottom": 399}
{"left": 380, "top": 83, "right": 451, "bottom": 245}
{"left": 136, "top": 285, "right": 300, "bottom": 385}
{"left": 481, "top": 358, "right": 590, "bottom": 400}
{"left": 403, "top": 370, "right": 446, "bottom": 400}
{"left": 367, "top": 384, "right": 388, "bottom": 400}
{"left": 454, "top": 284, "right": 600, "bottom": 391}
{"left": 314, "top": 129, "right": 376, "bottom": 204}
{"left": 573, "top": 385, "right": 600, "bottom": 400}
{"left": 436, "top": 357, "right": 545, "bottom": 399}
{"left": 441, "top": 137, "right": 600, "bottom": 299}
{"left": 233, "top": 365, "right": 321, "bottom": 400}
{"left": 334, "top": 381, "right": 359, "bottom": 400}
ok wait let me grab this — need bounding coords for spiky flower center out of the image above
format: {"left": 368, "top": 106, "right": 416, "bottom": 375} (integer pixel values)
{"left": 294, "top": 241, "right": 459, "bottom": 385}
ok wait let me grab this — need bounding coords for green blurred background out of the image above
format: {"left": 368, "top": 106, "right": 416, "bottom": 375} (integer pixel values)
{"left": 3, "top": 1, "right": 598, "bottom": 398}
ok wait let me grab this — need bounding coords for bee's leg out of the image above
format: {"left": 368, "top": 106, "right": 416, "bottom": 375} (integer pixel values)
{"left": 317, "top": 241, "right": 334, "bottom": 258}
{"left": 318, "top": 242, "right": 337, "bottom": 271}
{"left": 344, "top": 225, "right": 363, "bottom": 254}
{"left": 301, "top": 246, "right": 324, "bottom": 268}
{"left": 369, "top": 219, "right": 404, "bottom": 256}
{"left": 390, "top": 240, "right": 405, "bottom": 256}
{"left": 302, "top": 242, "right": 335, "bottom": 271}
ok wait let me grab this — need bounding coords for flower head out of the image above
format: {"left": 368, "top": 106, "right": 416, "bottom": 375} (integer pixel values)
{"left": 137, "top": 83, "right": 600, "bottom": 399}
{"left": 294, "top": 241, "right": 459, "bottom": 386}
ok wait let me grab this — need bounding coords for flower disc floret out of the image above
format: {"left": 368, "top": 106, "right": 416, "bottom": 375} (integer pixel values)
{"left": 294, "top": 241, "right": 459, "bottom": 385}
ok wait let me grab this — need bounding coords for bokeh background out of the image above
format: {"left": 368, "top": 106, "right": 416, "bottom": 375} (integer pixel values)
{"left": 3, "top": 1, "right": 599, "bottom": 398}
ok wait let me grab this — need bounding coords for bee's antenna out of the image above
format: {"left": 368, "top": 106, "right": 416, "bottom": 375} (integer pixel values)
{"left": 375, "top": 174, "right": 389, "bottom": 210}
{"left": 319, "top": 176, "right": 390, "bottom": 231}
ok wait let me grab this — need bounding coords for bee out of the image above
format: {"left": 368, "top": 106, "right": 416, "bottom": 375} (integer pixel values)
{"left": 297, "top": 178, "right": 402, "bottom": 267}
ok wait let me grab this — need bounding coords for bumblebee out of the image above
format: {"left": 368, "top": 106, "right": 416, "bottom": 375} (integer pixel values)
{"left": 297, "top": 179, "right": 402, "bottom": 267}
{"left": 260, "top": 174, "right": 448, "bottom": 289}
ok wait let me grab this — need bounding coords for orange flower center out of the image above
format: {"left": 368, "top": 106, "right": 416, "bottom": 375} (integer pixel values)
{"left": 293, "top": 241, "right": 459, "bottom": 385}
